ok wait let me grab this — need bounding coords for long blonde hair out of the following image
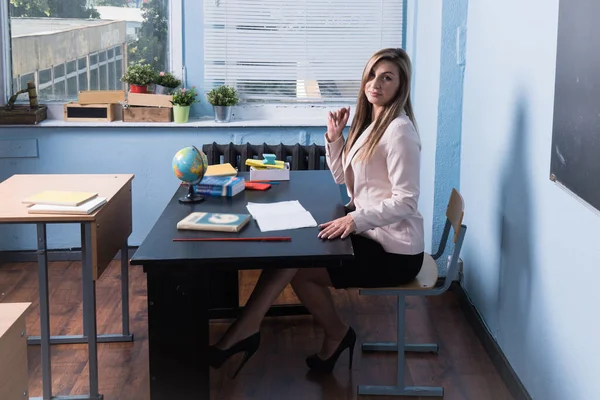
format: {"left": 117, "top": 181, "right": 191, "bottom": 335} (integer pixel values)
{"left": 344, "top": 48, "right": 417, "bottom": 161}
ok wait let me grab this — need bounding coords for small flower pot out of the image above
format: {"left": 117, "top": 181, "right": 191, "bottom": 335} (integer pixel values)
{"left": 129, "top": 84, "right": 147, "bottom": 93}
{"left": 154, "top": 84, "right": 171, "bottom": 95}
{"left": 173, "top": 105, "right": 190, "bottom": 123}
{"left": 213, "top": 105, "right": 232, "bottom": 123}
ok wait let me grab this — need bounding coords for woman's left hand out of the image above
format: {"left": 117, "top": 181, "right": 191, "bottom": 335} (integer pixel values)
{"left": 318, "top": 215, "right": 356, "bottom": 240}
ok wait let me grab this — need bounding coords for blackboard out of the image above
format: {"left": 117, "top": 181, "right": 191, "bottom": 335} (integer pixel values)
{"left": 550, "top": 0, "right": 600, "bottom": 212}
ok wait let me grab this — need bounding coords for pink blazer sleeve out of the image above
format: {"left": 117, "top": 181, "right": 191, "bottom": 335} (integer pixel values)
{"left": 324, "top": 134, "right": 346, "bottom": 184}
{"left": 349, "top": 122, "right": 421, "bottom": 232}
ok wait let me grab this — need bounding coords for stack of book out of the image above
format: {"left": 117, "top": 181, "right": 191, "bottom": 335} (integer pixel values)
{"left": 195, "top": 175, "right": 245, "bottom": 197}
{"left": 22, "top": 190, "right": 107, "bottom": 215}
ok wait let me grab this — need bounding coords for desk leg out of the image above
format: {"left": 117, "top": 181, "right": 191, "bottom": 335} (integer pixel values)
{"left": 81, "top": 224, "right": 90, "bottom": 339}
{"left": 36, "top": 223, "right": 53, "bottom": 400}
{"left": 81, "top": 223, "right": 103, "bottom": 400}
{"left": 29, "top": 226, "right": 105, "bottom": 400}
{"left": 121, "top": 241, "right": 130, "bottom": 337}
{"left": 28, "top": 237, "right": 133, "bottom": 346}
{"left": 146, "top": 267, "right": 209, "bottom": 400}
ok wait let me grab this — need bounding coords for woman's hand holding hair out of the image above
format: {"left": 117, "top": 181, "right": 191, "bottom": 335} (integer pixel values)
{"left": 318, "top": 214, "right": 356, "bottom": 240}
{"left": 326, "top": 107, "right": 350, "bottom": 142}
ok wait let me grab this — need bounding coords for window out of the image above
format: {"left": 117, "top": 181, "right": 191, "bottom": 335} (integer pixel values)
{"left": 2, "top": 0, "right": 180, "bottom": 104}
{"left": 203, "top": 0, "right": 406, "bottom": 103}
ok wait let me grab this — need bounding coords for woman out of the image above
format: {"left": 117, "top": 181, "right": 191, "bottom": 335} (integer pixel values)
{"left": 208, "top": 47, "right": 424, "bottom": 378}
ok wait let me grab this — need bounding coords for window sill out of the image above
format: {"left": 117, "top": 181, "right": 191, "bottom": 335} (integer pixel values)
{"left": 9, "top": 116, "right": 326, "bottom": 128}
{"left": 0, "top": 102, "right": 352, "bottom": 129}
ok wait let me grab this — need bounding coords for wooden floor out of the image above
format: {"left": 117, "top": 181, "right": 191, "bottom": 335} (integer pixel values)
{"left": 0, "top": 259, "right": 515, "bottom": 400}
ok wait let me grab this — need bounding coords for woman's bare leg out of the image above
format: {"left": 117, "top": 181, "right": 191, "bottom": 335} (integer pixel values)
{"left": 215, "top": 268, "right": 298, "bottom": 349}
{"left": 215, "top": 267, "right": 349, "bottom": 359}
{"left": 290, "top": 268, "right": 349, "bottom": 359}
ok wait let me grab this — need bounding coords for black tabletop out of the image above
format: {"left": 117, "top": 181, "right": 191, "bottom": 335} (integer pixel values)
{"left": 130, "top": 170, "right": 355, "bottom": 269}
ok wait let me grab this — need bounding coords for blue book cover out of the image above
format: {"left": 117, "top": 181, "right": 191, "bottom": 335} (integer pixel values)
{"left": 197, "top": 176, "right": 243, "bottom": 187}
{"left": 176, "top": 211, "right": 251, "bottom": 232}
{"left": 195, "top": 176, "right": 245, "bottom": 197}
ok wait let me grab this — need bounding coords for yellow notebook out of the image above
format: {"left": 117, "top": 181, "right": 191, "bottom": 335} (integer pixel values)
{"left": 205, "top": 163, "right": 238, "bottom": 177}
{"left": 23, "top": 190, "right": 99, "bottom": 207}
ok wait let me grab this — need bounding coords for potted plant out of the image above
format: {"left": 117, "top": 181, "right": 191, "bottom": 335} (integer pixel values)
{"left": 153, "top": 71, "right": 182, "bottom": 95}
{"left": 120, "top": 63, "right": 156, "bottom": 93}
{"left": 170, "top": 86, "right": 199, "bottom": 123}
{"left": 206, "top": 85, "right": 239, "bottom": 123}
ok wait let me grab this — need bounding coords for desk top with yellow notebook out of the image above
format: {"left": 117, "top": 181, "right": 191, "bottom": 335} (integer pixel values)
{"left": 0, "top": 174, "right": 134, "bottom": 223}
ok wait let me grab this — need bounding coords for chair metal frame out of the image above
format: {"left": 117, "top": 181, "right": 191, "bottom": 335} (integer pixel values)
{"left": 357, "top": 188, "right": 467, "bottom": 397}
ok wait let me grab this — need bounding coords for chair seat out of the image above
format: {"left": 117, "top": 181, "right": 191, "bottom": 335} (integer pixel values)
{"left": 368, "top": 253, "right": 439, "bottom": 292}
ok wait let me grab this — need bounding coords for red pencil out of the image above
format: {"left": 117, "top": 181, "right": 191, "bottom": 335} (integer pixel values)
{"left": 172, "top": 237, "right": 291, "bottom": 242}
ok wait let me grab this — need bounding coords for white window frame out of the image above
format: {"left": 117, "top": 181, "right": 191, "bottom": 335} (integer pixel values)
{"left": 202, "top": 0, "right": 409, "bottom": 126}
{"left": 0, "top": 0, "right": 11, "bottom": 106}
{"left": 0, "top": 0, "right": 184, "bottom": 117}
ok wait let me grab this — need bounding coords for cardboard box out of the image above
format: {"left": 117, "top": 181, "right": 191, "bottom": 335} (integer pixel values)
{"left": 123, "top": 106, "right": 172, "bottom": 122}
{"left": 249, "top": 163, "right": 290, "bottom": 181}
{"left": 78, "top": 90, "right": 125, "bottom": 105}
{"left": 64, "top": 102, "right": 120, "bottom": 122}
{"left": 127, "top": 92, "right": 173, "bottom": 108}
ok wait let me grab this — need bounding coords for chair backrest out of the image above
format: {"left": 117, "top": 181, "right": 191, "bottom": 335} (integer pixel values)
{"left": 446, "top": 188, "right": 465, "bottom": 243}
{"left": 427, "top": 188, "right": 467, "bottom": 289}
{"left": 439, "top": 188, "right": 466, "bottom": 287}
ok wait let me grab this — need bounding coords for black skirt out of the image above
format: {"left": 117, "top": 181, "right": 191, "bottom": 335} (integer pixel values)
{"left": 327, "top": 233, "right": 423, "bottom": 289}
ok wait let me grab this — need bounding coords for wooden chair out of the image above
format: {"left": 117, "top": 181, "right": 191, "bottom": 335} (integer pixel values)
{"left": 357, "top": 188, "right": 467, "bottom": 397}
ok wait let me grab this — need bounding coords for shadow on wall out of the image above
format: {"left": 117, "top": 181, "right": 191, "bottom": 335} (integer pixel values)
{"left": 496, "top": 94, "right": 563, "bottom": 399}
{"left": 497, "top": 95, "right": 533, "bottom": 338}
{"left": 497, "top": 94, "right": 535, "bottom": 385}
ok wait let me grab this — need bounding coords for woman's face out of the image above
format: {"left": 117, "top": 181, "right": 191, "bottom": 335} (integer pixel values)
{"left": 364, "top": 60, "right": 400, "bottom": 108}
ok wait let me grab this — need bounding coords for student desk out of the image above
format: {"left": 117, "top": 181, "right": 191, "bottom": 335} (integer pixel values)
{"left": 130, "top": 170, "right": 354, "bottom": 400}
{"left": 0, "top": 174, "right": 134, "bottom": 400}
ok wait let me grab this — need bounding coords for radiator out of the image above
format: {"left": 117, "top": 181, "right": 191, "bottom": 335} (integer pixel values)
{"left": 201, "top": 142, "right": 328, "bottom": 171}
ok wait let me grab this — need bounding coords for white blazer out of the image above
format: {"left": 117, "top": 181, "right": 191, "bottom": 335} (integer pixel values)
{"left": 325, "top": 113, "right": 424, "bottom": 255}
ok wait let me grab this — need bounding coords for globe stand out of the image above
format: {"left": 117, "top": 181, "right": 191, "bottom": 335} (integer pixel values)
{"left": 178, "top": 184, "right": 204, "bottom": 203}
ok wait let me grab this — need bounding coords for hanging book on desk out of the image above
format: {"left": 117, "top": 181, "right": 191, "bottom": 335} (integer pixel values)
{"left": 176, "top": 211, "right": 251, "bottom": 232}
{"left": 23, "top": 190, "right": 98, "bottom": 206}
{"left": 27, "top": 196, "right": 107, "bottom": 215}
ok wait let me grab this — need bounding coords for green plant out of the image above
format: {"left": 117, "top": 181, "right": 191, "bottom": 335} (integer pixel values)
{"left": 206, "top": 85, "right": 239, "bottom": 106}
{"left": 155, "top": 71, "right": 181, "bottom": 88}
{"left": 120, "top": 63, "right": 156, "bottom": 86}
{"left": 170, "top": 86, "right": 199, "bottom": 106}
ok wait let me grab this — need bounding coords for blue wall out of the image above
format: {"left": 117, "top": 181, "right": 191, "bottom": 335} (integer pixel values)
{"left": 432, "top": 0, "right": 468, "bottom": 262}
{"left": 460, "top": 0, "right": 600, "bottom": 398}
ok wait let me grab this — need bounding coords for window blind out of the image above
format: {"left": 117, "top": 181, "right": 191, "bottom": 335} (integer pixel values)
{"left": 203, "top": 0, "right": 405, "bottom": 102}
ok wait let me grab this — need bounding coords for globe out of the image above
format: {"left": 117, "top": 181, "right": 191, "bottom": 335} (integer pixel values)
{"left": 172, "top": 145, "right": 208, "bottom": 203}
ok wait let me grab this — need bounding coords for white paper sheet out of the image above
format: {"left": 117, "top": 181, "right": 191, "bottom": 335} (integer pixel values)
{"left": 246, "top": 200, "right": 318, "bottom": 232}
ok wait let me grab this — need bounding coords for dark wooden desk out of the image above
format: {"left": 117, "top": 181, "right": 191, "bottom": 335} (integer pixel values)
{"left": 130, "top": 170, "right": 354, "bottom": 400}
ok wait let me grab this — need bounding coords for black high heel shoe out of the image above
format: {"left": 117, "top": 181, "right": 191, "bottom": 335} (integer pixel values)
{"left": 306, "top": 327, "right": 356, "bottom": 373}
{"left": 208, "top": 332, "right": 260, "bottom": 379}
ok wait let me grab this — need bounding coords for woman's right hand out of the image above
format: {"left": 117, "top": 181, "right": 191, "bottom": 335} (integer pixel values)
{"left": 326, "top": 107, "right": 350, "bottom": 142}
